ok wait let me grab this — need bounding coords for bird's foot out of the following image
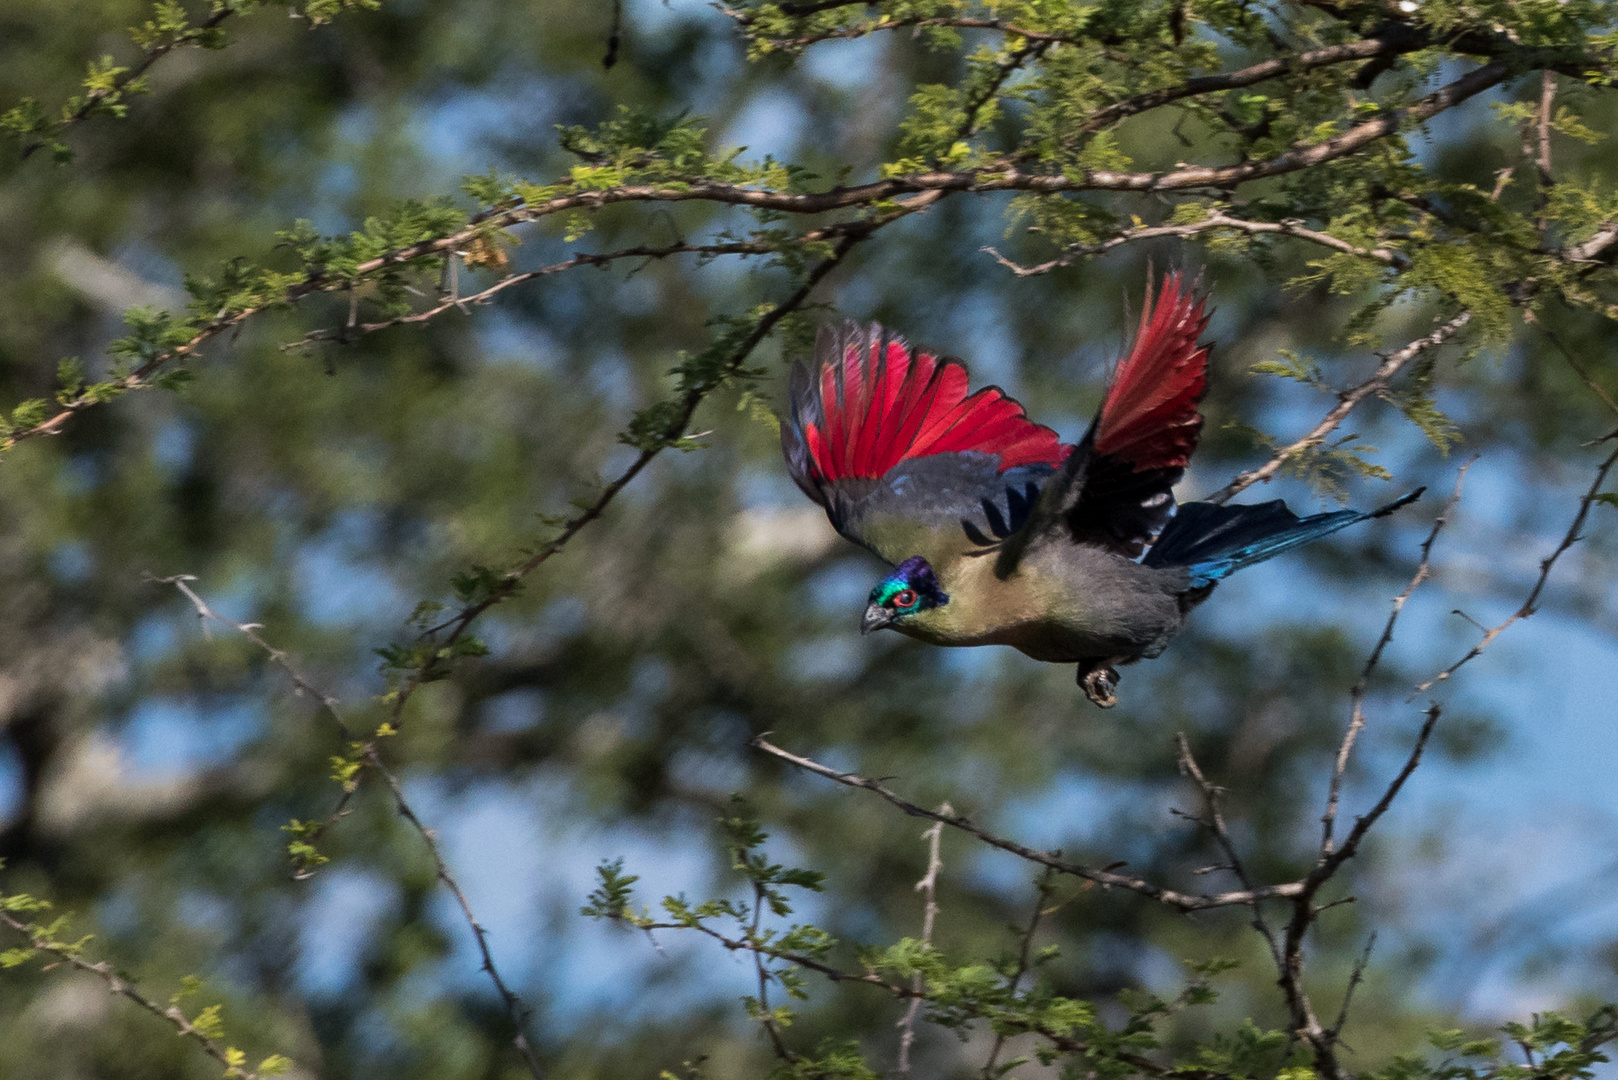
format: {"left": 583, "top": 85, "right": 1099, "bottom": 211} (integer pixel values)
{"left": 1077, "top": 661, "right": 1120, "bottom": 708}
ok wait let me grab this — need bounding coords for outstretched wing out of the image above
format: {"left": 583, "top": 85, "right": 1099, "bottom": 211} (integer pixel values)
{"left": 781, "top": 322, "right": 1071, "bottom": 567}
{"left": 997, "top": 271, "right": 1212, "bottom": 575}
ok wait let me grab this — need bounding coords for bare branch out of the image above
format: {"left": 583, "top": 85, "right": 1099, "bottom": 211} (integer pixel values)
{"left": 1329, "top": 932, "right": 1377, "bottom": 1043}
{"left": 897, "top": 809, "right": 949, "bottom": 1075}
{"left": 371, "top": 760, "right": 549, "bottom": 1079}
{"left": 750, "top": 736, "right": 1306, "bottom": 912}
{"left": 1175, "top": 735, "right": 1285, "bottom": 971}
{"left": 1321, "top": 462, "right": 1469, "bottom": 858}
{"left": 1413, "top": 437, "right": 1618, "bottom": 695}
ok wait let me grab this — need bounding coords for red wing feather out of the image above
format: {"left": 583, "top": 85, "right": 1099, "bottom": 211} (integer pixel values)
{"left": 1093, "top": 272, "right": 1211, "bottom": 471}
{"left": 804, "top": 328, "right": 1069, "bottom": 483}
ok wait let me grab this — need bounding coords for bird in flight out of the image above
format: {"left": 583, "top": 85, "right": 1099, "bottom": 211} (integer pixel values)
{"left": 780, "top": 272, "right": 1420, "bottom": 706}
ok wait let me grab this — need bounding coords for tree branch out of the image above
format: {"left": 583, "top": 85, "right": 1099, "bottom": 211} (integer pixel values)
{"left": 151, "top": 574, "right": 546, "bottom": 1080}
{"left": 1321, "top": 462, "right": 1468, "bottom": 858}
{"left": 1413, "top": 435, "right": 1618, "bottom": 696}
{"left": 750, "top": 736, "right": 1306, "bottom": 912}
{"left": 1203, "top": 310, "right": 1472, "bottom": 504}
{"left": 0, "top": 905, "right": 284, "bottom": 1080}
{"left": 987, "top": 205, "right": 1410, "bottom": 276}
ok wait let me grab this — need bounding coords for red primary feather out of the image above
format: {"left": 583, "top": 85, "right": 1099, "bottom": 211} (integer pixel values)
{"left": 1093, "top": 272, "right": 1212, "bottom": 471}
{"left": 805, "top": 332, "right": 1069, "bottom": 483}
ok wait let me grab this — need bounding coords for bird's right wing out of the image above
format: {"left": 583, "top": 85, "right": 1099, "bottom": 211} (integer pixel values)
{"left": 781, "top": 322, "right": 1071, "bottom": 568}
{"left": 996, "top": 272, "right": 1212, "bottom": 576}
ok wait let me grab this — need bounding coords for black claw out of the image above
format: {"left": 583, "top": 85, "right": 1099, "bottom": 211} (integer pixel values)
{"left": 1078, "top": 662, "right": 1121, "bottom": 708}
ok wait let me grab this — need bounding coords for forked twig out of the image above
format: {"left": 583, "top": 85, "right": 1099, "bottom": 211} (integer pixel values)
{"left": 1322, "top": 462, "right": 1469, "bottom": 858}
{"left": 1412, "top": 440, "right": 1618, "bottom": 697}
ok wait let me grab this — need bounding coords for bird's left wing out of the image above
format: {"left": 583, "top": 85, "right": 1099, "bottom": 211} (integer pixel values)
{"left": 781, "top": 322, "right": 1071, "bottom": 567}
{"left": 996, "top": 272, "right": 1212, "bottom": 575}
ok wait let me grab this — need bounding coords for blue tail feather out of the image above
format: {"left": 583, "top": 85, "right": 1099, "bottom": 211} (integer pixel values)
{"left": 1144, "top": 489, "right": 1423, "bottom": 587}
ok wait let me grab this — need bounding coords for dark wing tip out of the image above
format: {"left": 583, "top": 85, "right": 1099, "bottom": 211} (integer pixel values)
{"left": 1367, "top": 487, "right": 1425, "bottom": 518}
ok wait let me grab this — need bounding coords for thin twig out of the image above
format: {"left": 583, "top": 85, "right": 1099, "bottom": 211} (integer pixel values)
{"left": 150, "top": 575, "right": 546, "bottom": 1080}
{"left": 1280, "top": 703, "right": 1441, "bottom": 1079}
{"left": 897, "top": 809, "right": 949, "bottom": 1075}
{"left": 280, "top": 228, "right": 870, "bottom": 351}
{"left": 1204, "top": 311, "right": 1473, "bottom": 504}
{"left": 1329, "top": 931, "right": 1377, "bottom": 1042}
{"left": 1321, "top": 462, "right": 1469, "bottom": 858}
{"left": 982, "top": 870, "right": 1059, "bottom": 1079}
{"left": 987, "top": 205, "right": 1409, "bottom": 276}
{"left": 371, "top": 760, "right": 549, "bottom": 1079}
{"left": 152, "top": 574, "right": 352, "bottom": 738}
{"left": 0, "top": 905, "right": 282, "bottom": 1080}
{"left": 750, "top": 736, "right": 1306, "bottom": 911}
{"left": 1175, "top": 736, "right": 1285, "bottom": 972}
{"left": 1412, "top": 438, "right": 1618, "bottom": 696}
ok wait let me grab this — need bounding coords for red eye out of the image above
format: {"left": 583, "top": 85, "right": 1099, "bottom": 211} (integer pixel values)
{"left": 892, "top": 589, "right": 917, "bottom": 608}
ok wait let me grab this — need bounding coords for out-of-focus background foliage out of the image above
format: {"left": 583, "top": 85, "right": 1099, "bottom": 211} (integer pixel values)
{"left": 1, "top": 1, "right": 1617, "bottom": 1077}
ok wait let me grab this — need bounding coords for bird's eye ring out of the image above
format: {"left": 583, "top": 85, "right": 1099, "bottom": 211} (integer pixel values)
{"left": 892, "top": 589, "right": 917, "bottom": 609}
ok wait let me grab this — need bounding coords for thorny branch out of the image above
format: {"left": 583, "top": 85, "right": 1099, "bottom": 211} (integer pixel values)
{"left": 371, "top": 763, "right": 549, "bottom": 1080}
{"left": 1322, "top": 463, "right": 1469, "bottom": 858}
{"left": 152, "top": 575, "right": 546, "bottom": 1080}
{"left": 750, "top": 735, "right": 1306, "bottom": 911}
{"left": 1413, "top": 435, "right": 1618, "bottom": 696}
{"left": 0, "top": 905, "right": 282, "bottom": 1080}
{"left": 1203, "top": 310, "right": 1473, "bottom": 505}
{"left": 1175, "top": 736, "right": 1285, "bottom": 974}
{"left": 897, "top": 810, "right": 948, "bottom": 1075}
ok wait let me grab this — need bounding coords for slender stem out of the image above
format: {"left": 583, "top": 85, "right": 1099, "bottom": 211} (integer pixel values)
{"left": 0, "top": 906, "right": 281, "bottom": 1080}
{"left": 1321, "top": 463, "right": 1468, "bottom": 857}
{"left": 153, "top": 575, "right": 546, "bottom": 1079}
{"left": 751, "top": 736, "right": 1306, "bottom": 911}
{"left": 1203, "top": 311, "right": 1472, "bottom": 504}
{"left": 896, "top": 809, "right": 948, "bottom": 1074}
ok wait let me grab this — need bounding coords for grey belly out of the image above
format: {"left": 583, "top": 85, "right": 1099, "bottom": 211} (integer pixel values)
{"left": 1005, "top": 551, "right": 1191, "bottom": 664}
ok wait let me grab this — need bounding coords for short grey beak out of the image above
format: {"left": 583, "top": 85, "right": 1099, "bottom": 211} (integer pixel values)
{"left": 860, "top": 603, "right": 893, "bottom": 636}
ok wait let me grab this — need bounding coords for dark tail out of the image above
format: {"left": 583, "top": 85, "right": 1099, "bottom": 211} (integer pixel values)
{"left": 1144, "top": 489, "right": 1423, "bottom": 587}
